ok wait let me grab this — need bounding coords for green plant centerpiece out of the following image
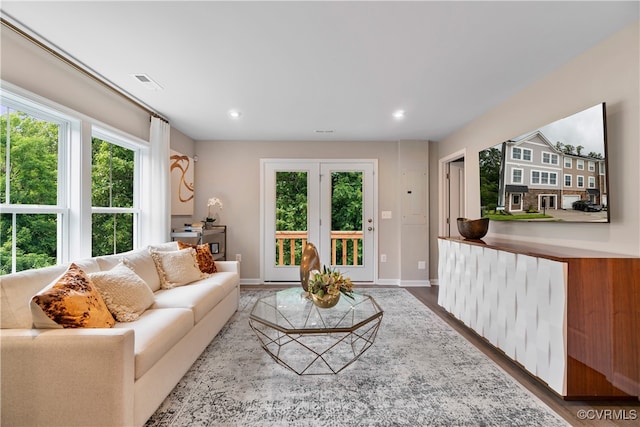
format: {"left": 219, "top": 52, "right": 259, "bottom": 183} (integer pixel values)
{"left": 307, "top": 266, "right": 354, "bottom": 308}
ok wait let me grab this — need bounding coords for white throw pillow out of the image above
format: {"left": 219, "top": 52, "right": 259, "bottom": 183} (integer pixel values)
{"left": 149, "top": 247, "right": 204, "bottom": 289}
{"left": 89, "top": 262, "right": 155, "bottom": 322}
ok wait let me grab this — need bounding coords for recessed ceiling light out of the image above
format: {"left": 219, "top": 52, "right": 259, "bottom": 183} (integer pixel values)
{"left": 392, "top": 110, "right": 406, "bottom": 119}
{"left": 228, "top": 110, "right": 242, "bottom": 119}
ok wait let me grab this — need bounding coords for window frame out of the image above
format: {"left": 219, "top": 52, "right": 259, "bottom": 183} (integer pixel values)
{"left": 564, "top": 174, "right": 572, "bottom": 187}
{"left": 531, "top": 170, "right": 557, "bottom": 186}
{"left": 1, "top": 82, "right": 150, "bottom": 272}
{"left": 511, "top": 167, "right": 523, "bottom": 184}
{"left": 91, "top": 128, "right": 142, "bottom": 254}
{"left": 541, "top": 152, "right": 559, "bottom": 165}
{"left": 511, "top": 146, "right": 532, "bottom": 162}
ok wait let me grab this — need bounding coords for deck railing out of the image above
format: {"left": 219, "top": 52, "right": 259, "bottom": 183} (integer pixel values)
{"left": 275, "top": 230, "right": 363, "bottom": 266}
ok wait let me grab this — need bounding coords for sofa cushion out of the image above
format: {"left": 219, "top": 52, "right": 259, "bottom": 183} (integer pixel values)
{"left": 177, "top": 241, "right": 217, "bottom": 273}
{"left": 113, "top": 307, "right": 192, "bottom": 379}
{"left": 96, "top": 248, "right": 162, "bottom": 292}
{"left": 150, "top": 247, "right": 204, "bottom": 289}
{"left": 148, "top": 241, "right": 179, "bottom": 252}
{"left": 89, "top": 262, "right": 155, "bottom": 322}
{"left": 152, "top": 272, "right": 238, "bottom": 323}
{"left": 30, "top": 263, "right": 116, "bottom": 329}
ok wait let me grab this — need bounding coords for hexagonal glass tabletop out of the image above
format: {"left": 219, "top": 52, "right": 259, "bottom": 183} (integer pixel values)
{"left": 249, "top": 287, "right": 383, "bottom": 375}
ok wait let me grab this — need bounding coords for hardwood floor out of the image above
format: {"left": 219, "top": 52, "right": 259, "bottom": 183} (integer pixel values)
{"left": 404, "top": 286, "right": 640, "bottom": 427}
{"left": 242, "top": 284, "right": 639, "bottom": 426}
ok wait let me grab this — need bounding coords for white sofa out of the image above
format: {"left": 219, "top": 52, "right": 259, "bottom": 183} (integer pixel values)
{"left": 0, "top": 242, "right": 240, "bottom": 427}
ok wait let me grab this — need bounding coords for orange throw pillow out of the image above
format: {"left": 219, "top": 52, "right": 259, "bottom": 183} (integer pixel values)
{"left": 31, "top": 263, "right": 116, "bottom": 328}
{"left": 177, "top": 241, "right": 217, "bottom": 274}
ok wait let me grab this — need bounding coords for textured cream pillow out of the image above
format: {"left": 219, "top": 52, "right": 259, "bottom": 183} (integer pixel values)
{"left": 31, "top": 263, "right": 116, "bottom": 329}
{"left": 150, "top": 247, "right": 204, "bottom": 289}
{"left": 89, "top": 261, "right": 155, "bottom": 322}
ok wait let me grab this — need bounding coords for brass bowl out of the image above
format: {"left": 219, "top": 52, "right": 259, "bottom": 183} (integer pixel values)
{"left": 311, "top": 293, "right": 340, "bottom": 309}
{"left": 457, "top": 217, "right": 489, "bottom": 240}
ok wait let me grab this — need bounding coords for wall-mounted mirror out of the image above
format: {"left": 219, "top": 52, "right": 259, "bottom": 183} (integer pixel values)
{"left": 479, "top": 103, "right": 609, "bottom": 223}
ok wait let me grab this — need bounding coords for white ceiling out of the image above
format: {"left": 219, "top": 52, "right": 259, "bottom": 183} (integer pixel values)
{"left": 2, "top": 1, "right": 638, "bottom": 142}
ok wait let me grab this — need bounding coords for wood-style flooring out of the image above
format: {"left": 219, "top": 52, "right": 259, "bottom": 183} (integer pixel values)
{"left": 242, "top": 284, "right": 639, "bottom": 426}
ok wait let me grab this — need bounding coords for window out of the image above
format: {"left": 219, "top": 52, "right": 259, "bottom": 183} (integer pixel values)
{"left": 564, "top": 157, "right": 572, "bottom": 168}
{"left": 588, "top": 161, "right": 595, "bottom": 172}
{"left": 531, "top": 170, "right": 557, "bottom": 185}
{"left": 512, "top": 147, "right": 532, "bottom": 161}
{"left": 91, "top": 133, "right": 138, "bottom": 256}
{"left": 588, "top": 176, "right": 596, "bottom": 188}
{"left": 577, "top": 159, "right": 584, "bottom": 170}
{"left": 512, "top": 194, "right": 520, "bottom": 205}
{"left": 564, "top": 174, "right": 572, "bottom": 187}
{"left": 577, "top": 175, "right": 585, "bottom": 188}
{"left": 542, "top": 152, "right": 559, "bottom": 165}
{"left": 599, "top": 162, "right": 606, "bottom": 175}
{"left": 1, "top": 86, "right": 147, "bottom": 275}
{"left": 511, "top": 168, "right": 523, "bottom": 184}
{"left": 1, "top": 100, "right": 67, "bottom": 274}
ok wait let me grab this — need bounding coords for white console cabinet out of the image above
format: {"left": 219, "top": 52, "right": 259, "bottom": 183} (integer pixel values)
{"left": 438, "top": 238, "right": 567, "bottom": 394}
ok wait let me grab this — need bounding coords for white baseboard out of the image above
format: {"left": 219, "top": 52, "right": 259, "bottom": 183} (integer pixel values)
{"left": 399, "top": 280, "right": 431, "bottom": 287}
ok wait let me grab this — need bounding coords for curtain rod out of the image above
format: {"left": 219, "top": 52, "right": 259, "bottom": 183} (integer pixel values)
{"left": 1, "top": 17, "right": 169, "bottom": 124}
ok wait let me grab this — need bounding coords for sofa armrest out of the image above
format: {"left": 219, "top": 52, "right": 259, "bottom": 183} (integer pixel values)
{"left": 1, "top": 328, "right": 136, "bottom": 427}
{"left": 215, "top": 260, "right": 240, "bottom": 275}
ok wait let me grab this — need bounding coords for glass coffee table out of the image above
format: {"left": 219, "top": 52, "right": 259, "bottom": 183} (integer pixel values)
{"left": 249, "top": 287, "right": 383, "bottom": 375}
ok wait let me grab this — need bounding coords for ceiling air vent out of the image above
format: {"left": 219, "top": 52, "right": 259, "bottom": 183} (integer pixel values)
{"left": 131, "top": 73, "right": 163, "bottom": 91}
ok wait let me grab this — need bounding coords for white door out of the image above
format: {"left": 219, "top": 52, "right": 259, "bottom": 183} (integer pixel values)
{"left": 448, "top": 160, "right": 465, "bottom": 236}
{"left": 262, "top": 160, "right": 376, "bottom": 282}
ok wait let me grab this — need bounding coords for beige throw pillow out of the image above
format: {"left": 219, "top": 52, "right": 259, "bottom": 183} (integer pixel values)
{"left": 89, "top": 261, "right": 155, "bottom": 322}
{"left": 150, "top": 247, "right": 204, "bottom": 289}
{"left": 31, "top": 263, "right": 116, "bottom": 329}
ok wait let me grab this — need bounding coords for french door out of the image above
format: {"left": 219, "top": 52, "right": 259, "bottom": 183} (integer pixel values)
{"left": 262, "top": 159, "right": 376, "bottom": 282}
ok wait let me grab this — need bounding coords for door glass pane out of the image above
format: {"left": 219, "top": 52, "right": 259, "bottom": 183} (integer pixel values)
{"left": 331, "top": 171, "right": 363, "bottom": 266}
{"left": 275, "top": 171, "right": 307, "bottom": 266}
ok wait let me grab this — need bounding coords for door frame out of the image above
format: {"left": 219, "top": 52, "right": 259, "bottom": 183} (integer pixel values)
{"left": 260, "top": 158, "right": 378, "bottom": 283}
{"left": 438, "top": 149, "right": 466, "bottom": 237}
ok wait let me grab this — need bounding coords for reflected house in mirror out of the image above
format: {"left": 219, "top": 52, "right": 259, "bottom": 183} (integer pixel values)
{"left": 480, "top": 103, "right": 609, "bottom": 223}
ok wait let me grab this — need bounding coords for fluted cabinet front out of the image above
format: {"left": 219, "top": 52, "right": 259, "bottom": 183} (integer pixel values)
{"left": 438, "top": 238, "right": 568, "bottom": 395}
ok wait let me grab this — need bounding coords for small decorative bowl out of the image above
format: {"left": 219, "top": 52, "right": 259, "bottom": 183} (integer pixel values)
{"left": 457, "top": 217, "right": 489, "bottom": 240}
{"left": 311, "top": 293, "right": 340, "bottom": 309}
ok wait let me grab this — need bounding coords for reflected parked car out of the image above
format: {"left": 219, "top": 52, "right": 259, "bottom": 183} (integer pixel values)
{"left": 572, "top": 200, "right": 603, "bottom": 212}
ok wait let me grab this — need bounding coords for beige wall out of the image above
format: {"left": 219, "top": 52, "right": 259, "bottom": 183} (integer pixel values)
{"left": 429, "top": 21, "right": 640, "bottom": 274}
{"left": 0, "top": 25, "right": 150, "bottom": 141}
{"left": 5, "top": 18, "right": 636, "bottom": 283}
{"left": 193, "top": 140, "right": 429, "bottom": 283}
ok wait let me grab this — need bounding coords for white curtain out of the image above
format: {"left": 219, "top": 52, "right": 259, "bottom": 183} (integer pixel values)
{"left": 141, "top": 117, "right": 171, "bottom": 245}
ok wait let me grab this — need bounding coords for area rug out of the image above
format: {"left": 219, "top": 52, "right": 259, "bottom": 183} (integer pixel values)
{"left": 146, "top": 288, "right": 568, "bottom": 426}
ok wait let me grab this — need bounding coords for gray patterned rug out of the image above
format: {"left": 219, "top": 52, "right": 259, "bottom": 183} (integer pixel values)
{"left": 146, "top": 288, "right": 568, "bottom": 426}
